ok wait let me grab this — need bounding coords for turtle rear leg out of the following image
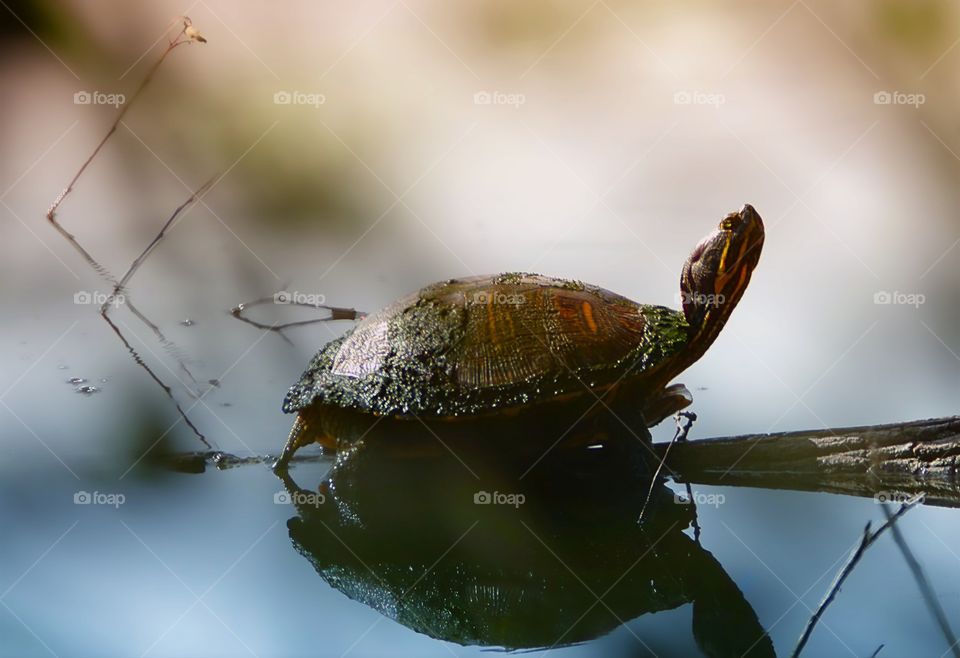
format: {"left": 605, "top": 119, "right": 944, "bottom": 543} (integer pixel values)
{"left": 274, "top": 413, "right": 336, "bottom": 472}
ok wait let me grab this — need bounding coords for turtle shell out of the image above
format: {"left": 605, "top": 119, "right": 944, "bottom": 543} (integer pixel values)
{"left": 283, "top": 273, "right": 690, "bottom": 418}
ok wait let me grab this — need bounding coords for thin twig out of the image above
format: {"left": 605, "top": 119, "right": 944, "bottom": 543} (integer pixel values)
{"left": 638, "top": 411, "right": 696, "bottom": 524}
{"left": 231, "top": 296, "right": 365, "bottom": 343}
{"left": 881, "top": 503, "right": 960, "bottom": 657}
{"left": 94, "top": 179, "right": 220, "bottom": 448}
{"left": 45, "top": 17, "right": 210, "bottom": 445}
{"left": 105, "top": 178, "right": 217, "bottom": 303}
{"left": 100, "top": 176, "right": 217, "bottom": 384}
{"left": 100, "top": 176, "right": 218, "bottom": 390}
{"left": 46, "top": 18, "right": 201, "bottom": 223}
{"left": 791, "top": 493, "right": 925, "bottom": 658}
{"left": 47, "top": 205, "right": 200, "bottom": 386}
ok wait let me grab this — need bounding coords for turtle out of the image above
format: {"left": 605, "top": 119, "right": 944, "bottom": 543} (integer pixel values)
{"left": 275, "top": 204, "right": 764, "bottom": 470}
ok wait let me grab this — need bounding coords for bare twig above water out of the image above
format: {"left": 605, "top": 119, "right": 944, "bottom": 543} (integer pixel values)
{"left": 46, "top": 17, "right": 204, "bottom": 224}
{"left": 658, "top": 416, "right": 960, "bottom": 507}
{"left": 230, "top": 296, "right": 365, "bottom": 345}
{"left": 638, "top": 411, "right": 696, "bottom": 524}
{"left": 45, "top": 17, "right": 211, "bottom": 446}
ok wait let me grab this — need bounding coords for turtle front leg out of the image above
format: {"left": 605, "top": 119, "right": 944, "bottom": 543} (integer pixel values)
{"left": 641, "top": 383, "right": 693, "bottom": 427}
{"left": 275, "top": 414, "right": 340, "bottom": 472}
{"left": 274, "top": 415, "right": 306, "bottom": 472}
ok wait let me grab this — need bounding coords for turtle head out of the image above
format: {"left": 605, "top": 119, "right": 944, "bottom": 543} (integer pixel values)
{"left": 680, "top": 204, "right": 764, "bottom": 353}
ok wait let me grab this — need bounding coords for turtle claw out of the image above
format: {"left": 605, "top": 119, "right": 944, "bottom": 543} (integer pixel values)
{"left": 673, "top": 411, "right": 697, "bottom": 442}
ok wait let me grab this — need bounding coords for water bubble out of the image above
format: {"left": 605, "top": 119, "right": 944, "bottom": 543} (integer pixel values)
{"left": 75, "top": 385, "right": 101, "bottom": 395}
{"left": 180, "top": 319, "right": 196, "bottom": 327}
{"left": 66, "top": 377, "right": 88, "bottom": 385}
{"left": 99, "top": 378, "right": 109, "bottom": 383}
{"left": 57, "top": 364, "right": 69, "bottom": 370}
{"left": 208, "top": 379, "right": 220, "bottom": 388}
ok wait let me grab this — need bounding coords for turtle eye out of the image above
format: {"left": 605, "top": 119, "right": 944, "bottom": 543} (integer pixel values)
{"left": 720, "top": 217, "right": 736, "bottom": 231}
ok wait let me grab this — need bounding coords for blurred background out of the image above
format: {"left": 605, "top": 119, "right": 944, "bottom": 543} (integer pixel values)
{"left": 1, "top": 1, "right": 959, "bottom": 656}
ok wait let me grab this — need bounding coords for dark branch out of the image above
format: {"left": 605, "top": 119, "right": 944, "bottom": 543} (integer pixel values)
{"left": 658, "top": 416, "right": 960, "bottom": 507}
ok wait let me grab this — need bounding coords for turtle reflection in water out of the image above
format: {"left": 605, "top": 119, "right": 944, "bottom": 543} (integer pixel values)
{"left": 276, "top": 205, "right": 764, "bottom": 469}
{"left": 277, "top": 415, "right": 774, "bottom": 657}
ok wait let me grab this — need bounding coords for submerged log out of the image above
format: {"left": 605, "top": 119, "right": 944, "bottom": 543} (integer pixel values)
{"left": 657, "top": 416, "right": 960, "bottom": 508}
